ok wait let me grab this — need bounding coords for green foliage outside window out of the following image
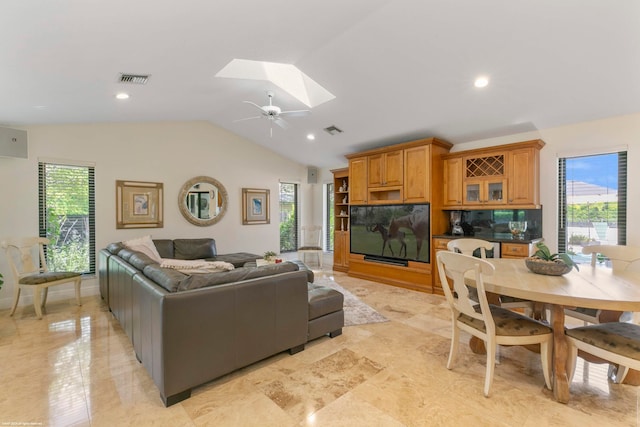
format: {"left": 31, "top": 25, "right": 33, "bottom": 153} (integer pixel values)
{"left": 42, "top": 164, "right": 91, "bottom": 273}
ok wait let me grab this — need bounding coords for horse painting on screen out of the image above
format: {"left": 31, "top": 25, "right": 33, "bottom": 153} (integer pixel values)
{"left": 350, "top": 203, "right": 430, "bottom": 264}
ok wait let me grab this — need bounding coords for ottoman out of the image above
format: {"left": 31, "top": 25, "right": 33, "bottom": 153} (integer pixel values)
{"left": 244, "top": 259, "right": 344, "bottom": 341}
{"left": 307, "top": 282, "right": 344, "bottom": 341}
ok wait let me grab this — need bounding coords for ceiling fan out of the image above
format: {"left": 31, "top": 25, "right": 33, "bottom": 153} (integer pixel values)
{"left": 235, "top": 90, "right": 310, "bottom": 137}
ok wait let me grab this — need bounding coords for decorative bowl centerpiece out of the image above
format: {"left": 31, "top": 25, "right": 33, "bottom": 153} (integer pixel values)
{"left": 525, "top": 258, "right": 573, "bottom": 276}
{"left": 525, "top": 242, "right": 578, "bottom": 276}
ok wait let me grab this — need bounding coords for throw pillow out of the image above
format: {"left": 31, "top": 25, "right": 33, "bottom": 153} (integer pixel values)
{"left": 122, "top": 235, "right": 163, "bottom": 263}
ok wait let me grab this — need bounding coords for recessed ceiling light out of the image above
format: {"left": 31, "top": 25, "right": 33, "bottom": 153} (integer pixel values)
{"left": 474, "top": 76, "right": 489, "bottom": 88}
{"left": 307, "top": 134, "right": 315, "bottom": 141}
{"left": 115, "top": 93, "right": 130, "bottom": 100}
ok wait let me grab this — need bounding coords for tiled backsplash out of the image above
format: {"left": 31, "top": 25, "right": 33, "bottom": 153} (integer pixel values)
{"left": 451, "top": 208, "right": 543, "bottom": 240}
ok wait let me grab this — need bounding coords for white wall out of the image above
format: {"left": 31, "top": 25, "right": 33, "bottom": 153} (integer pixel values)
{"left": 448, "top": 113, "right": 640, "bottom": 251}
{"left": 0, "top": 121, "right": 312, "bottom": 309}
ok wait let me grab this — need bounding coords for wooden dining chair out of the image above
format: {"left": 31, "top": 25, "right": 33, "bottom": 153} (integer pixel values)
{"left": 566, "top": 322, "right": 640, "bottom": 385}
{"left": 1, "top": 237, "right": 82, "bottom": 319}
{"left": 447, "top": 238, "right": 537, "bottom": 316}
{"left": 565, "top": 244, "right": 640, "bottom": 324}
{"left": 436, "top": 251, "right": 553, "bottom": 396}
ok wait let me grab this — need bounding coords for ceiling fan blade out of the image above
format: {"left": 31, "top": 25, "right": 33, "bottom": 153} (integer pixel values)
{"left": 233, "top": 116, "right": 262, "bottom": 123}
{"left": 274, "top": 117, "right": 290, "bottom": 129}
{"left": 279, "top": 109, "right": 311, "bottom": 118}
{"left": 242, "top": 101, "right": 267, "bottom": 114}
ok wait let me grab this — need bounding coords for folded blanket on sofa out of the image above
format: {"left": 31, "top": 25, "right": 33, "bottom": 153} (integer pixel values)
{"left": 160, "top": 259, "right": 235, "bottom": 274}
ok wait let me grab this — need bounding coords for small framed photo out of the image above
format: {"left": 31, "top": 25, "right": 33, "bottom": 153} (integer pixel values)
{"left": 242, "top": 188, "right": 270, "bottom": 225}
{"left": 116, "top": 180, "right": 164, "bottom": 229}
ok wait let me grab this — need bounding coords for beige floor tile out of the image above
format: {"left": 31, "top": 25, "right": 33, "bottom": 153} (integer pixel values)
{"left": 0, "top": 271, "right": 637, "bottom": 426}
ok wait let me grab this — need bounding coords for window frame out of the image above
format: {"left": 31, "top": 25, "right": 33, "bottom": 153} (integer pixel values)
{"left": 557, "top": 150, "right": 627, "bottom": 255}
{"left": 38, "top": 160, "right": 96, "bottom": 275}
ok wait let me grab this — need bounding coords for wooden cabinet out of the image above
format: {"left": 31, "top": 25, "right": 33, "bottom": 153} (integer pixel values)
{"left": 508, "top": 147, "right": 539, "bottom": 205}
{"left": 464, "top": 178, "right": 507, "bottom": 206}
{"left": 442, "top": 140, "right": 545, "bottom": 209}
{"left": 345, "top": 137, "right": 453, "bottom": 293}
{"left": 501, "top": 242, "right": 535, "bottom": 259}
{"left": 404, "top": 145, "right": 430, "bottom": 203}
{"left": 368, "top": 150, "right": 403, "bottom": 187}
{"left": 443, "top": 157, "right": 463, "bottom": 206}
{"left": 348, "top": 157, "right": 367, "bottom": 204}
{"left": 331, "top": 168, "right": 350, "bottom": 272}
{"left": 432, "top": 238, "right": 451, "bottom": 295}
{"left": 334, "top": 231, "right": 350, "bottom": 271}
{"left": 347, "top": 142, "right": 443, "bottom": 205}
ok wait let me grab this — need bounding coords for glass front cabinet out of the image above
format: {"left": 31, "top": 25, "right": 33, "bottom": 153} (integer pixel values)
{"left": 463, "top": 178, "right": 507, "bottom": 206}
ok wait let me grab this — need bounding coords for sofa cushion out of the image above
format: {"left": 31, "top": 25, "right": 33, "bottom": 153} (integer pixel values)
{"left": 211, "top": 252, "right": 261, "bottom": 268}
{"left": 117, "top": 248, "right": 137, "bottom": 262}
{"left": 122, "top": 235, "right": 163, "bottom": 263}
{"left": 174, "top": 238, "right": 217, "bottom": 260}
{"left": 153, "top": 239, "right": 175, "bottom": 259}
{"left": 142, "top": 264, "right": 188, "bottom": 292}
{"left": 177, "top": 261, "right": 299, "bottom": 291}
{"left": 129, "top": 252, "right": 159, "bottom": 270}
{"left": 106, "top": 242, "right": 125, "bottom": 255}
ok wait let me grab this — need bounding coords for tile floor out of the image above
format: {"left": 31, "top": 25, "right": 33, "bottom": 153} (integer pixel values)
{"left": 0, "top": 271, "right": 638, "bottom": 426}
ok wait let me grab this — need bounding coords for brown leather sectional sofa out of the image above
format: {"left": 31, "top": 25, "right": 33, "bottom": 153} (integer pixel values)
{"left": 99, "top": 239, "right": 312, "bottom": 406}
{"left": 98, "top": 238, "right": 343, "bottom": 407}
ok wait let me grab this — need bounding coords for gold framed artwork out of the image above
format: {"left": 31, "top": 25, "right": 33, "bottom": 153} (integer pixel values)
{"left": 242, "top": 188, "right": 270, "bottom": 225}
{"left": 116, "top": 180, "right": 164, "bottom": 229}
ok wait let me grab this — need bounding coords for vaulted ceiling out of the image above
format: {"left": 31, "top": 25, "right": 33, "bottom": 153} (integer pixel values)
{"left": 2, "top": 1, "right": 639, "bottom": 168}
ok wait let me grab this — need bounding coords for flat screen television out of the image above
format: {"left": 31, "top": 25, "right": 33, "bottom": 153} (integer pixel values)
{"left": 350, "top": 203, "right": 430, "bottom": 265}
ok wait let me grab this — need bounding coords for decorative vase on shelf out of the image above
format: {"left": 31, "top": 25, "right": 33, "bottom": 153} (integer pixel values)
{"left": 508, "top": 221, "right": 527, "bottom": 240}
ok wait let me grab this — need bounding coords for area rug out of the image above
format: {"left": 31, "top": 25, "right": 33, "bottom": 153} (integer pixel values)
{"left": 312, "top": 277, "right": 388, "bottom": 326}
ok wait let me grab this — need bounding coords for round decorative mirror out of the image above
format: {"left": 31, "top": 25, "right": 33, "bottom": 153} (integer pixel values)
{"left": 178, "top": 176, "right": 228, "bottom": 226}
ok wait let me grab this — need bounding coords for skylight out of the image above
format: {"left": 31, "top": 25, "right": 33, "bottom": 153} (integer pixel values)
{"left": 215, "top": 59, "right": 335, "bottom": 108}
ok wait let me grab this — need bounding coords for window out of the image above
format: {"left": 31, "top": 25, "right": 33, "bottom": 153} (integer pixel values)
{"left": 279, "top": 182, "right": 298, "bottom": 253}
{"left": 39, "top": 161, "right": 95, "bottom": 274}
{"left": 558, "top": 151, "right": 627, "bottom": 263}
{"left": 326, "top": 182, "right": 334, "bottom": 251}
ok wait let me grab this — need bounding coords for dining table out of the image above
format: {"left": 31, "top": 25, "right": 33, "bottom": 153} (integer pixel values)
{"left": 464, "top": 257, "right": 640, "bottom": 404}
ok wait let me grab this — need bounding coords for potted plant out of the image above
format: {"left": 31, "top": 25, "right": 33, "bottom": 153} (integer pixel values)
{"left": 525, "top": 242, "right": 579, "bottom": 276}
{"left": 263, "top": 251, "right": 278, "bottom": 262}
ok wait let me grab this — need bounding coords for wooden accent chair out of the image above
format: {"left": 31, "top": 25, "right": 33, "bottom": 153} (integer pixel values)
{"left": 436, "top": 250, "right": 553, "bottom": 396}
{"left": 298, "top": 225, "right": 323, "bottom": 269}
{"left": 2, "top": 237, "right": 82, "bottom": 319}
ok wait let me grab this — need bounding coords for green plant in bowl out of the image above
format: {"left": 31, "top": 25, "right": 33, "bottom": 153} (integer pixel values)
{"left": 526, "top": 242, "right": 579, "bottom": 275}
{"left": 263, "top": 251, "right": 277, "bottom": 261}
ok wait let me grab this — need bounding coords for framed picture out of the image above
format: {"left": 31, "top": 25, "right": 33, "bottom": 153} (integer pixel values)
{"left": 116, "top": 180, "right": 164, "bottom": 229}
{"left": 242, "top": 188, "right": 270, "bottom": 225}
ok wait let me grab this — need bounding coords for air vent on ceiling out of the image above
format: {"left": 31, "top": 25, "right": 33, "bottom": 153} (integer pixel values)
{"left": 324, "top": 125, "right": 343, "bottom": 135}
{"left": 118, "top": 73, "right": 150, "bottom": 85}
